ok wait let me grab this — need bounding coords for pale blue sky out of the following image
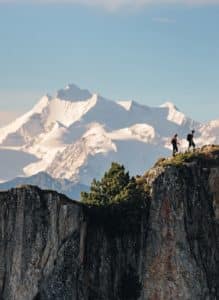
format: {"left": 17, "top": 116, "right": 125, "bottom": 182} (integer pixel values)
{"left": 0, "top": 1, "right": 219, "bottom": 122}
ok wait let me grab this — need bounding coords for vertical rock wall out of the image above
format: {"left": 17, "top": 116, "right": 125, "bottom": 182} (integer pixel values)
{"left": 0, "top": 149, "right": 218, "bottom": 300}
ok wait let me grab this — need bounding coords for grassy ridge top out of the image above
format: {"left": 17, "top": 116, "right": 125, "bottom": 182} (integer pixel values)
{"left": 154, "top": 145, "right": 219, "bottom": 167}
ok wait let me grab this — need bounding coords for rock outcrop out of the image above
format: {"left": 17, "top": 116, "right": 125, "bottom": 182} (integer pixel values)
{"left": 0, "top": 146, "right": 219, "bottom": 300}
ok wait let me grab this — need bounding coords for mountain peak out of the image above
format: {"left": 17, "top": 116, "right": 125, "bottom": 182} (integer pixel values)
{"left": 117, "top": 100, "right": 143, "bottom": 111}
{"left": 32, "top": 94, "right": 51, "bottom": 113}
{"left": 56, "top": 83, "right": 92, "bottom": 101}
{"left": 160, "top": 101, "right": 179, "bottom": 111}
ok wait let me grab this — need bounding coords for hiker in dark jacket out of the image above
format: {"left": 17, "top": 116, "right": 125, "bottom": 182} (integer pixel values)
{"left": 171, "top": 134, "right": 179, "bottom": 156}
{"left": 187, "top": 130, "right": 196, "bottom": 151}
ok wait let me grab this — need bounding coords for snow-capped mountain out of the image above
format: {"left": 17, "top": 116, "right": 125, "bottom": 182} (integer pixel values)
{"left": 0, "top": 83, "right": 217, "bottom": 188}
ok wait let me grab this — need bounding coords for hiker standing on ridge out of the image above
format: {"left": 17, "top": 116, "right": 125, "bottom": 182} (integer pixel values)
{"left": 171, "top": 134, "right": 180, "bottom": 156}
{"left": 187, "top": 130, "right": 196, "bottom": 151}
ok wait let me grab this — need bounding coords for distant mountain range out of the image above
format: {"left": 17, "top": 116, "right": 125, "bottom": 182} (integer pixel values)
{"left": 0, "top": 83, "right": 218, "bottom": 198}
{"left": 0, "top": 172, "right": 89, "bottom": 200}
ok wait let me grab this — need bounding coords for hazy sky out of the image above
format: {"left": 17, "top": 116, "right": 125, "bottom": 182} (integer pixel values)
{"left": 0, "top": 1, "right": 219, "bottom": 122}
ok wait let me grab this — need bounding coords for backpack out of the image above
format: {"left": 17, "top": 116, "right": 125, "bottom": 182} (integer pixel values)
{"left": 187, "top": 134, "right": 192, "bottom": 141}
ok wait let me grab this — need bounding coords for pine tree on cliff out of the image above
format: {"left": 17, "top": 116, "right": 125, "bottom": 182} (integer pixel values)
{"left": 81, "top": 162, "right": 144, "bottom": 206}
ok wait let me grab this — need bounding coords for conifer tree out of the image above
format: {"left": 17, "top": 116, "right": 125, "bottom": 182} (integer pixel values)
{"left": 81, "top": 162, "right": 144, "bottom": 206}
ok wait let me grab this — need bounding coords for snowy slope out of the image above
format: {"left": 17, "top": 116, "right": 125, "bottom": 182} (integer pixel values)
{"left": 0, "top": 83, "right": 217, "bottom": 186}
{"left": 199, "top": 120, "right": 219, "bottom": 144}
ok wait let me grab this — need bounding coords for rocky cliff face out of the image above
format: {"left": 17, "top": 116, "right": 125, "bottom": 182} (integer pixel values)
{"left": 0, "top": 146, "right": 219, "bottom": 300}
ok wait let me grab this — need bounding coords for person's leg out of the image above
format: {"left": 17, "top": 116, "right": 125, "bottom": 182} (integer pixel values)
{"left": 192, "top": 141, "right": 196, "bottom": 151}
{"left": 173, "top": 145, "right": 177, "bottom": 156}
{"left": 188, "top": 141, "right": 192, "bottom": 151}
{"left": 172, "top": 145, "right": 175, "bottom": 156}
